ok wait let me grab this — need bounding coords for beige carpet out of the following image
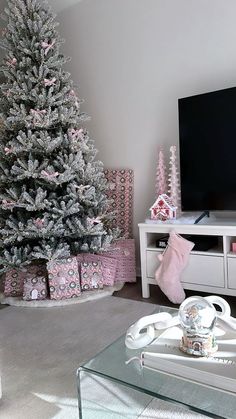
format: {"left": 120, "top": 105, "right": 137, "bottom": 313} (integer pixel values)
{"left": 0, "top": 297, "right": 211, "bottom": 418}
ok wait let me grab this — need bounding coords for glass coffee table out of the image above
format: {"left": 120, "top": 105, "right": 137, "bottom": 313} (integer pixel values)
{"left": 77, "top": 305, "right": 236, "bottom": 418}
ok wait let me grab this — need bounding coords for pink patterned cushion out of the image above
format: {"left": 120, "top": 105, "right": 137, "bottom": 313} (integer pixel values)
{"left": 76, "top": 254, "right": 117, "bottom": 286}
{"left": 80, "top": 261, "right": 103, "bottom": 291}
{"left": 23, "top": 265, "right": 48, "bottom": 301}
{"left": 4, "top": 268, "right": 25, "bottom": 297}
{"left": 101, "top": 239, "right": 136, "bottom": 283}
{"left": 47, "top": 256, "right": 81, "bottom": 300}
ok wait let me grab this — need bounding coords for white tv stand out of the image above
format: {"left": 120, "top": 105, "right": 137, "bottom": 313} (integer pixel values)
{"left": 139, "top": 218, "right": 236, "bottom": 299}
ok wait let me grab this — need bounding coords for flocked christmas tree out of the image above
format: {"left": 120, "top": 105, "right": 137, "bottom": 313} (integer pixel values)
{"left": 0, "top": 0, "right": 117, "bottom": 271}
{"left": 168, "top": 145, "right": 181, "bottom": 215}
{"left": 155, "top": 146, "right": 167, "bottom": 198}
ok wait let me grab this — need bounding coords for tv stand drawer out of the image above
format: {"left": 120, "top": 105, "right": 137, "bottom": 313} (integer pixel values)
{"left": 146, "top": 250, "right": 224, "bottom": 288}
{"left": 227, "top": 258, "right": 236, "bottom": 289}
{"left": 181, "top": 254, "right": 224, "bottom": 287}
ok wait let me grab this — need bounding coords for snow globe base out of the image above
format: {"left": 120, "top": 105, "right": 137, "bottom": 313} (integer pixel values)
{"left": 178, "top": 296, "right": 218, "bottom": 357}
{"left": 180, "top": 330, "right": 218, "bottom": 357}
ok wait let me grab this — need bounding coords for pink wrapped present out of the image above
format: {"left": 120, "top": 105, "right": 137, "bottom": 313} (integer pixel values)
{"left": 100, "top": 239, "right": 136, "bottom": 283}
{"left": 104, "top": 169, "right": 134, "bottom": 238}
{"left": 77, "top": 253, "right": 118, "bottom": 286}
{"left": 99, "top": 255, "right": 118, "bottom": 286}
{"left": 80, "top": 261, "right": 103, "bottom": 291}
{"left": 47, "top": 256, "right": 81, "bottom": 300}
{"left": 4, "top": 268, "right": 25, "bottom": 297}
{"left": 23, "top": 265, "right": 48, "bottom": 301}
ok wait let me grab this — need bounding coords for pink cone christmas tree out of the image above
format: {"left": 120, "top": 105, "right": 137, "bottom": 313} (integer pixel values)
{"left": 155, "top": 146, "right": 167, "bottom": 197}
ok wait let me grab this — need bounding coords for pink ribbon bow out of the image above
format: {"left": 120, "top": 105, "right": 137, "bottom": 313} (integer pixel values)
{"left": 44, "top": 77, "right": 56, "bottom": 87}
{"left": 41, "top": 170, "right": 59, "bottom": 179}
{"left": 30, "top": 109, "right": 46, "bottom": 123}
{"left": 41, "top": 40, "right": 56, "bottom": 55}
{"left": 69, "top": 90, "right": 79, "bottom": 108}
{"left": 2, "top": 199, "right": 15, "bottom": 208}
{"left": 34, "top": 218, "right": 45, "bottom": 228}
{"left": 4, "top": 147, "right": 14, "bottom": 155}
{"left": 7, "top": 57, "right": 17, "bottom": 67}
{"left": 68, "top": 128, "right": 84, "bottom": 140}
{"left": 87, "top": 216, "right": 102, "bottom": 225}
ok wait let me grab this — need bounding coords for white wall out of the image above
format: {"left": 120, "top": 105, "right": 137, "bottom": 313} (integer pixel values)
{"left": 54, "top": 0, "right": 236, "bottom": 263}
{"left": 4, "top": 0, "right": 236, "bottom": 266}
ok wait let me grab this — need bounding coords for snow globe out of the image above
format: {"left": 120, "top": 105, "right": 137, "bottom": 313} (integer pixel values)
{"left": 178, "top": 296, "right": 218, "bottom": 356}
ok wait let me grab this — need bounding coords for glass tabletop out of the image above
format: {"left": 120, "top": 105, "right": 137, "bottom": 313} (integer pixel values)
{"left": 78, "top": 305, "right": 236, "bottom": 419}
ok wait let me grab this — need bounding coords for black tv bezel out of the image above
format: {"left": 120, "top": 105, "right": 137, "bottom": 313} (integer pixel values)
{"left": 178, "top": 86, "right": 236, "bottom": 212}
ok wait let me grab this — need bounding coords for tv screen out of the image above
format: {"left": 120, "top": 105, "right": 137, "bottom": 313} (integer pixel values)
{"left": 178, "top": 86, "right": 236, "bottom": 211}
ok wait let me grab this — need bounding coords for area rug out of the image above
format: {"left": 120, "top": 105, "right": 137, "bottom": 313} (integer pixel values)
{"left": 0, "top": 283, "right": 124, "bottom": 307}
{"left": 0, "top": 297, "right": 210, "bottom": 418}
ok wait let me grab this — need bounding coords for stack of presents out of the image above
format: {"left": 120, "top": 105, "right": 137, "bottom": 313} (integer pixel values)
{"left": 3, "top": 169, "right": 136, "bottom": 302}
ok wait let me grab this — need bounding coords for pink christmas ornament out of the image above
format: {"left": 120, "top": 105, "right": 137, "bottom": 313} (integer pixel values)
{"left": 44, "top": 77, "right": 56, "bottom": 86}
{"left": 41, "top": 39, "right": 56, "bottom": 55}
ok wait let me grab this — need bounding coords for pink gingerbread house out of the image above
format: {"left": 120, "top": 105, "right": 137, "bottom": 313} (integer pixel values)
{"left": 150, "top": 194, "right": 177, "bottom": 221}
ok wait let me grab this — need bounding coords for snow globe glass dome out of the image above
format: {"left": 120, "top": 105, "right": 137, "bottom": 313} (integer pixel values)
{"left": 178, "top": 296, "right": 218, "bottom": 356}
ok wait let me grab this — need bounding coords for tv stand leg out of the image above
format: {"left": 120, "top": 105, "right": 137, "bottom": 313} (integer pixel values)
{"left": 142, "top": 281, "right": 150, "bottom": 298}
{"left": 194, "top": 211, "right": 210, "bottom": 225}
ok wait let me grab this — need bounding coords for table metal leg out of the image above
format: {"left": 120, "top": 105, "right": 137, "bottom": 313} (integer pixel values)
{"left": 77, "top": 367, "right": 83, "bottom": 419}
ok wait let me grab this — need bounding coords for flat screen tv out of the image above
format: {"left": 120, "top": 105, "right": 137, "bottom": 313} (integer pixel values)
{"left": 178, "top": 86, "right": 236, "bottom": 212}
